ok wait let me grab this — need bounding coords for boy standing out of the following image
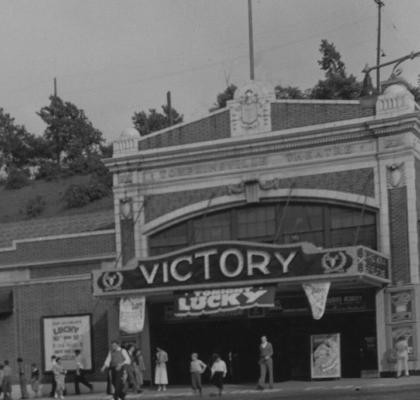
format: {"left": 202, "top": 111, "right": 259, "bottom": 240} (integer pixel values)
{"left": 190, "top": 353, "right": 206, "bottom": 396}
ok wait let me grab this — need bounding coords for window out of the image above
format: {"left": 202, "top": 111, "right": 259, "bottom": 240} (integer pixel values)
{"left": 149, "top": 202, "right": 377, "bottom": 255}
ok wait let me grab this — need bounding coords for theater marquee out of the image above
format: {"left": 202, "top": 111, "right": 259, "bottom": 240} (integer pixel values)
{"left": 92, "top": 241, "right": 389, "bottom": 296}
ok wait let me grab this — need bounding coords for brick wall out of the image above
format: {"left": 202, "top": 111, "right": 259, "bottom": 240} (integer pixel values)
{"left": 388, "top": 187, "right": 410, "bottom": 283}
{"left": 271, "top": 102, "right": 374, "bottom": 131}
{"left": 0, "top": 232, "right": 115, "bottom": 267}
{"left": 138, "top": 110, "right": 230, "bottom": 151}
{"left": 13, "top": 279, "right": 111, "bottom": 383}
{"left": 145, "top": 168, "right": 374, "bottom": 222}
{"left": 29, "top": 260, "right": 104, "bottom": 279}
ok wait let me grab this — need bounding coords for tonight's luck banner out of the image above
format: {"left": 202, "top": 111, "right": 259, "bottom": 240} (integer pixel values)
{"left": 174, "top": 286, "right": 275, "bottom": 316}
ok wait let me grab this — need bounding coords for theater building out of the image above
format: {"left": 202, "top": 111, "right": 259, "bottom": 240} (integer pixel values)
{"left": 94, "top": 78, "right": 420, "bottom": 383}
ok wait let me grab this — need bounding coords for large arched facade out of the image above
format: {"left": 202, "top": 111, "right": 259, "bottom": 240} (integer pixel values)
{"left": 94, "top": 80, "right": 420, "bottom": 383}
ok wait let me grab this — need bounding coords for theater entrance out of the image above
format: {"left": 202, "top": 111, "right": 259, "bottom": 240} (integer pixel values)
{"left": 149, "top": 290, "right": 378, "bottom": 384}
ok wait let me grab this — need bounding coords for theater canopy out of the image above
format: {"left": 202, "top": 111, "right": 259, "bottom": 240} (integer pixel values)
{"left": 92, "top": 241, "right": 389, "bottom": 297}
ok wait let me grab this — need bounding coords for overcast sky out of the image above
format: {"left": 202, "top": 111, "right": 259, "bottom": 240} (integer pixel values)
{"left": 1, "top": 0, "right": 420, "bottom": 142}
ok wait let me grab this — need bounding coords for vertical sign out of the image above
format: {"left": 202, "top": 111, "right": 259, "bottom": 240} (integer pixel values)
{"left": 43, "top": 314, "right": 92, "bottom": 372}
{"left": 119, "top": 297, "right": 146, "bottom": 334}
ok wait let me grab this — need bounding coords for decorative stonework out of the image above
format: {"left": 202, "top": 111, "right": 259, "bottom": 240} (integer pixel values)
{"left": 390, "top": 290, "right": 414, "bottom": 322}
{"left": 144, "top": 168, "right": 374, "bottom": 222}
{"left": 376, "top": 83, "right": 416, "bottom": 116}
{"left": 386, "top": 163, "right": 406, "bottom": 188}
{"left": 228, "top": 81, "right": 275, "bottom": 136}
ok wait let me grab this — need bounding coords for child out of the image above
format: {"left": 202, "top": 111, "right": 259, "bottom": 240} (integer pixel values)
{"left": 210, "top": 354, "right": 226, "bottom": 397}
{"left": 31, "top": 363, "right": 41, "bottom": 398}
{"left": 190, "top": 353, "right": 206, "bottom": 396}
{"left": 52, "top": 357, "right": 66, "bottom": 399}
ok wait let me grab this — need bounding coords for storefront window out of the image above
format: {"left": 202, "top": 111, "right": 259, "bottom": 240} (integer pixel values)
{"left": 149, "top": 201, "right": 377, "bottom": 255}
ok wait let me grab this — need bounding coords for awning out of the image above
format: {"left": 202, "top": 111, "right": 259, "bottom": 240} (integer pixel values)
{"left": 0, "top": 289, "right": 13, "bottom": 314}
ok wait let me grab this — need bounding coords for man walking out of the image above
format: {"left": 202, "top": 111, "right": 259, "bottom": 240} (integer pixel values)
{"left": 17, "top": 357, "right": 29, "bottom": 399}
{"left": 257, "top": 335, "right": 274, "bottom": 390}
{"left": 101, "top": 341, "right": 131, "bottom": 400}
{"left": 74, "top": 350, "right": 93, "bottom": 394}
{"left": 395, "top": 336, "right": 410, "bottom": 378}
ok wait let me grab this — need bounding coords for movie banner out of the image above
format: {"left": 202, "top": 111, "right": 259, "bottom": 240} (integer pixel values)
{"left": 310, "top": 333, "right": 341, "bottom": 379}
{"left": 303, "top": 281, "right": 331, "bottom": 320}
{"left": 174, "top": 286, "right": 275, "bottom": 317}
{"left": 43, "top": 314, "right": 92, "bottom": 372}
{"left": 119, "top": 297, "right": 146, "bottom": 334}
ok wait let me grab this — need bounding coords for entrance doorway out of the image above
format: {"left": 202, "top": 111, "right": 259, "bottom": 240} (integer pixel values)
{"left": 149, "top": 302, "right": 377, "bottom": 384}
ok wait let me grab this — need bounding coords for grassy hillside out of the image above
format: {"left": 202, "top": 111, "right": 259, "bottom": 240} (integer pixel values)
{"left": 0, "top": 175, "right": 113, "bottom": 223}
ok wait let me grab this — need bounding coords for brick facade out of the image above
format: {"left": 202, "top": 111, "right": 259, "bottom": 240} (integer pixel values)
{"left": 144, "top": 168, "right": 374, "bottom": 222}
{"left": 388, "top": 187, "right": 410, "bottom": 284}
{"left": 271, "top": 102, "right": 375, "bottom": 131}
{"left": 0, "top": 279, "right": 111, "bottom": 384}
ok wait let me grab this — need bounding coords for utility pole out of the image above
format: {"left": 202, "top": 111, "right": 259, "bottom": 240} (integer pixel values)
{"left": 248, "top": 0, "right": 255, "bottom": 80}
{"left": 374, "top": 0, "right": 385, "bottom": 93}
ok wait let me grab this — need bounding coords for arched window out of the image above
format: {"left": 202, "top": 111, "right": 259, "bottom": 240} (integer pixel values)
{"left": 149, "top": 201, "right": 377, "bottom": 255}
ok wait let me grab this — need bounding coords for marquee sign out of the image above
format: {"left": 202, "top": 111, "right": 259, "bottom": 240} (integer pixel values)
{"left": 92, "top": 241, "right": 389, "bottom": 296}
{"left": 174, "top": 286, "right": 276, "bottom": 317}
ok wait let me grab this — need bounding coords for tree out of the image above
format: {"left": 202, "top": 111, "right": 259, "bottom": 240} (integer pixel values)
{"left": 211, "top": 84, "right": 237, "bottom": 111}
{"left": 275, "top": 85, "right": 308, "bottom": 99}
{"left": 37, "top": 96, "right": 104, "bottom": 165}
{"left": 0, "top": 108, "right": 39, "bottom": 170}
{"left": 310, "top": 40, "right": 361, "bottom": 100}
{"left": 132, "top": 105, "right": 183, "bottom": 136}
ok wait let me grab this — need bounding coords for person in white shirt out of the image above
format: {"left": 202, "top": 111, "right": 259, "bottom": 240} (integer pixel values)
{"left": 395, "top": 336, "right": 409, "bottom": 378}
{"left": 210, "top": 354, "right": 227, "bottom": 397}
{"left": 74, "top": 350, "right": 93, "bottom": 394}
{"left": 101, "top": 341, "right": 131, "bottom": 400}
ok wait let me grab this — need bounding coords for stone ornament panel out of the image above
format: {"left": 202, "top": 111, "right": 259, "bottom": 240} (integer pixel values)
{"left": 389, "top": 289, "right": 415, "bottom": 323}
{"left": 386, "top": 162, "right": 406, "bottom": 189}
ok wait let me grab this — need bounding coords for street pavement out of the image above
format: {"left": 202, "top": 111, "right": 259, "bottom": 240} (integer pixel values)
{"left": 23, "top": 376, "right": 420, "bottom": 399}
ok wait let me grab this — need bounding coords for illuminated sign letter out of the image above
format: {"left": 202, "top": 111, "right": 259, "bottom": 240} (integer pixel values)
{"left": 220, "top": 249, "right": 244, "bottom": 278}
{"left": 170, "top": 256, "right": 193, "bottom": 282}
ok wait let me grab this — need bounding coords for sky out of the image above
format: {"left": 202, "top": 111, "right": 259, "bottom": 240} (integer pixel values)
{"left": 1, "top": 0, "right": 420, "bottom": 142}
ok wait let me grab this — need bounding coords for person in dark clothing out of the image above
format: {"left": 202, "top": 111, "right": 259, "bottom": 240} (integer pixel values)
{"left": 74, "top": 350, "right": 93, "bottom": 394}
{"left": 101, "top": 341, "right": 130, "bottom": 400}
{"left": 49, "top": 356, "right": 57, "bottom": 398}
{"left": 257, "top": 335, "right": 274, "bottom": 390}
{"left": 17, "top": 357, "right": 29, "bottom": 399}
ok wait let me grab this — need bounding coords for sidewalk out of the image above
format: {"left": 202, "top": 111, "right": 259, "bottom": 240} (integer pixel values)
{"left": 21, "top": 376, "right": 420, "bottom": 399}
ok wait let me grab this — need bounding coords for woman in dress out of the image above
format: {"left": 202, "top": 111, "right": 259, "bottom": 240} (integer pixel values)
{"left": 154, "top": 347, "right": 168, "bottom": 391}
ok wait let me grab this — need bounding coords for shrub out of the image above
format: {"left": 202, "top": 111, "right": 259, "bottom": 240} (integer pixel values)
{"left": 36, "top": 160, "right": 61, "bottom": 181}
{"left": 5, "top": 168, "right": 30, "bottom": 189}
{"left": 86, "top": 180, "right": 111, "bottom": 201}
{"left": 25, "top": 195, "right": 46, "bottom": 218}
{"left": 63, "top": 184, "right": 90, "bottom": 208}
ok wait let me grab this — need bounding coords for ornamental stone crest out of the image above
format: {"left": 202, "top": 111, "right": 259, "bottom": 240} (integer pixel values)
{"left": 228, "top": 81, "right": 274, "bottom": 137}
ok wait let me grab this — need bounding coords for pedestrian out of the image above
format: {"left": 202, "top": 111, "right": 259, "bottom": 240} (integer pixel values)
{"left": 395, "top": 336, "right": 410, "bottom": 378}
{"left": 74, "top": 350, "right": 93, "bottom": 394}
{"left": 210, "top": 354, "right": 226, "bottom": 397}
{"left": 101, "top": 340, "right": 131, "bottom": 400}
{"left": 133, "top": 349, "right": 146, "bottom": 393}
{"left": 30, "top": 363, "right": 41, "bottom": 398}
{"left": 3, "top": 360, "right": 12, "bottom": 400}
{"left": 125, "top": 345, "right": 140, "bottom": 393}
{"left": 52, "top": 357, "right": 66, "bottom": 400}
{"left": 257, "top": 335, "right": 274, "bottom": 390}
{"left": 0, "top": 364, "right": 5, "bottom": 399}
{"left": 17, "top": 357, "right": 29, "bottom": 399}
{"left": 49, "top": 356, "right": 57, "bottom": 398}
{"left": 154, "top": 347, "right": 168, "bottom": 392}
{"left": 190, "top": 353, "right": 206, "bottom": 396}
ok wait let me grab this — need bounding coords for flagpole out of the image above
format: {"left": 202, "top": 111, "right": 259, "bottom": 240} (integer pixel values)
{"left": 248, "top": 0, "right": 255, "bottom": 80}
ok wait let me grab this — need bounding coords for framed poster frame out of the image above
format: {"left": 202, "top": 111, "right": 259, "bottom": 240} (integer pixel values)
{"left": 310, "top": 333, "right": 341, "bottom": 379}
{"left": 41, "top": 313, "right": 93, "bottom": 373}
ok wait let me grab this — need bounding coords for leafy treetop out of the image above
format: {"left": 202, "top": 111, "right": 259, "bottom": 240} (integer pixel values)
{"left": 132, "top": 105, "right": 183, "bottom": 136}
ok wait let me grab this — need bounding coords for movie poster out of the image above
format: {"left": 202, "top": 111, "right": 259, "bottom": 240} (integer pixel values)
{"left": 310, "top": 333, "right": 341, "bottom": 379}
{"left": 43, "top": 314, "right": 92, "bottom": 372}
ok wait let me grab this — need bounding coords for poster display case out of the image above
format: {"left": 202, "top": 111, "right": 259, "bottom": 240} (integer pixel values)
{"left": 310, "top": 333, "right": 341, "bottom": 379}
